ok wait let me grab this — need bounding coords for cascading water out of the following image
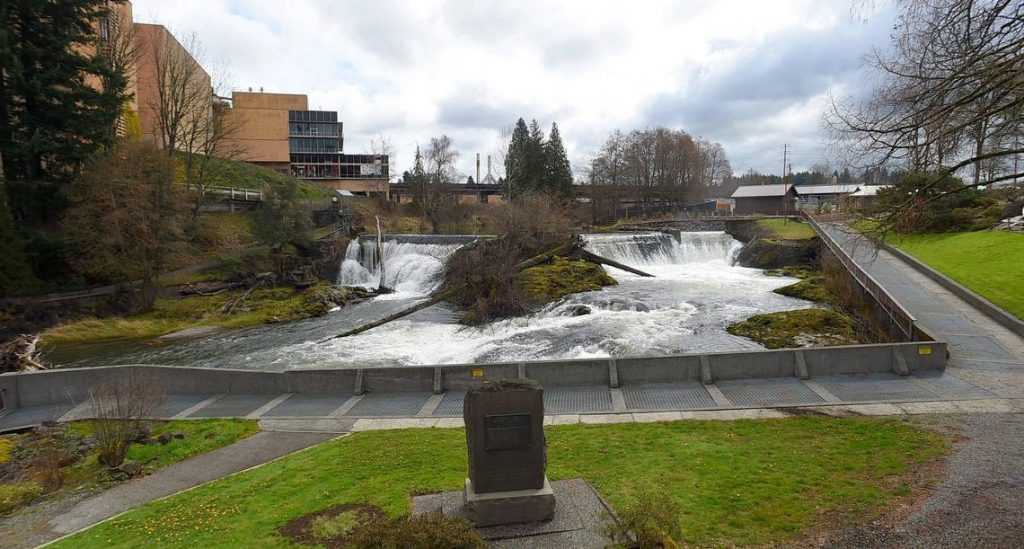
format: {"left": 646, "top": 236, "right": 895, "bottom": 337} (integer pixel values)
{"left": 47, "top": 231, "right": 814, "bottom": 370}
{"left": 583, "top": 232, "right": 743, "bottom": 266}
{"left": 337, "top": 235, "right": 477, "bottom": 296}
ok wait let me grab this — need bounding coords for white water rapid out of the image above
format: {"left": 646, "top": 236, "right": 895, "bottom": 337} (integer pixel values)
{"left": 47, "top": 231, "right": 814, "bottom": 370}
{"left": 337, "top": 235, "right": 474, "bottom": 297}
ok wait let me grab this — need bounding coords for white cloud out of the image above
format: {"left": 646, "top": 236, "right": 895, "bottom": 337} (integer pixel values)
{"left": 130, "top": 0, "right": 894, "bottom": 177}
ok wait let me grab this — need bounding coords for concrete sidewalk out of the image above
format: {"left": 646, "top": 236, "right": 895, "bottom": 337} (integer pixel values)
{"left": 823, "top": 224, "right": 1024, "bottom": 399}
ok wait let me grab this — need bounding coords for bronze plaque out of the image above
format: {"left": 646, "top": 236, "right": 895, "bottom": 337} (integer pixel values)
{"left": 484, "top": 413, "right": 532, "bottom": 451}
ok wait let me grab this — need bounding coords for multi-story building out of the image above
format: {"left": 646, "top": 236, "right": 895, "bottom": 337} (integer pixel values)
{"left": 223, "top": 91, "right": 389, "bottom": 198}
{"left": 133, "top": 23, "right": 212, "bottom": 148}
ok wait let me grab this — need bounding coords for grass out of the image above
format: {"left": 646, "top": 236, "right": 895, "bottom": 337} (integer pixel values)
{"left": 0, "top": 420, "right": 257, "bottom": 517}
{"left": 757, "top": 218, "right": 817, "bottom": 240}
{"left": 728, "top": 308, "right": 859, "bottom": 349}
{"left": 0, "top": 436, "right": 16, "bottom": 464}
{"left": 41, "top": 282, "right": 339, "bottom": 346}
{"left": 54, "top": 418, "right": 948, "bottom": 548}
{"left": 887, "top": 231, "right": 1024, "bottom": 319}
{"left": 177, "top": 154, "right": 329, "bottom": 199}
{"left": 773, "top": 272, "right": 837, "bottom": 304}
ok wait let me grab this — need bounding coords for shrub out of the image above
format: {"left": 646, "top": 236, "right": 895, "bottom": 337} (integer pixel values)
{"left": 0, "top": 480, "right": 43, "bottom": 515}
{"left": 347, "top": 514, "right": 486, "bottom": 549}
{"left": 443, "top": 195, "right": 576, "bottom": 323}
{"left": 604, "top": 484, "right": 684, "bottom": 548}
{"left": 89, "top": 372, "right": 166, "bottom": 467}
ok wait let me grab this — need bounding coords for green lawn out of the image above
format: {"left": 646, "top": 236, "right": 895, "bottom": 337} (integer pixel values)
{"left": 55, "top": 418, "right": 947, "bottom": 548}
{"left": 757, "top": 218, "right": 817, "bottom": 240}
{"left": 889, "top": 231, "right": 1024, "bottom": 319}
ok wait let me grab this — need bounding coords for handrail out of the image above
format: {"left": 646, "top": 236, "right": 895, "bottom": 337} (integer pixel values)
{"left": 802, "top": 211, "right": 918, "bottom": 340}
{"left": 201, "top": 185, "right": 263, "bottom": 201}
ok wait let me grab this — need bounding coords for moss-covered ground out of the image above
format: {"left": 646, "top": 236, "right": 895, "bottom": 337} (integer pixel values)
{"left": 54, "top": 418, "right": 948, "bottom": 548}
{"left": 519, "top": 256, "right": 617, "bottom": 304}
{"left": 41, "top": 282, "right": 349, "bottom": 346}
{"left": 756, "top": 218, "right": 817, "bottom": 240}
{"left": 728, "top": 308, "right": 859, "bottom": 349}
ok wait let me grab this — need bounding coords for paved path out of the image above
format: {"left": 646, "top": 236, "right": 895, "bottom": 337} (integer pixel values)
{"left": 823, "top": 223, "right": 1024, "bottom": 397}
{"left": 22, "top": 431, "right": 335, "bottom": 548}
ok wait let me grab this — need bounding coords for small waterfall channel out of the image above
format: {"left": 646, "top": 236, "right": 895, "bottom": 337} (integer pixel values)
{"left": 337, "top": 234, "right": 481, "bottom": 295}
{"left": 583, "top": 232, "right": 743, "bottom": 267}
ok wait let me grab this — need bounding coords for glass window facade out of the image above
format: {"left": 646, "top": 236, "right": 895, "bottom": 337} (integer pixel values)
{"left": 289, "top": 137, "right": 341, "bottom": 153}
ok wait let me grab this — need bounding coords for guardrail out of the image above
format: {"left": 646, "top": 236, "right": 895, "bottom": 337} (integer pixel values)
{"left": 0, "top": 341, "right": 947, "bottom": 409}
{"left": 802, "top": 212, "right": 918, "bottom": 340}
{"left": 202, "top": 186, "right": 262, "bottom": 201}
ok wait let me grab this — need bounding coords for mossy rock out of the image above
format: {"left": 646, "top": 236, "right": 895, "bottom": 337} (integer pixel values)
{"left": 773, "top": 274, "right": 837, "bottom": 304}
{"left": 737, "top": 238, "right": 819, "bottom": 269}
{"left": 519, "top": 257, "right": 617, "bottom": 305}
{"left": 763, "top": 266, "right": 816, "bottom": 279}
{"left": 727, "top": 308, "right": 858, "bottom": 349}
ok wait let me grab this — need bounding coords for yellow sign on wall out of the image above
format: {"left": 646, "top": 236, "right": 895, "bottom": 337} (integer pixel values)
{"left": 472, "top": 368, "right": 484, "bottom": 378}
{"left": 918, "top": 346, "right": 932, "bottom": 355}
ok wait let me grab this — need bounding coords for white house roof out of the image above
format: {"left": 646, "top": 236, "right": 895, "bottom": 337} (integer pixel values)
{"left": 850, "top": 185, "right": 890, "bottom": 197}
{"left": 731, "top": 184, "right": 792, "bottom": 198}
{"left": 794, "top": 184, "right": 860, "bottom": 196}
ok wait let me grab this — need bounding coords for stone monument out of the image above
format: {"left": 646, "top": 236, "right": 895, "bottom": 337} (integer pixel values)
{"left": 462, "top": 379, "right": 555, "bottom": 527}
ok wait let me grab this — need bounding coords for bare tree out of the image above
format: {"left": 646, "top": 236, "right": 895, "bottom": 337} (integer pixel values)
{"left": 369, "top": 133, "right": 394, "bottom": 206}
{"left": 420, "top": 135, "right": 459, "bottom": 228}
{"left": 100, "top": 4, "right": 141, "bottom": 140}
{"left": 146, "top": 30, "right": 212, "bottom": 154}
{"left": 89, "top": 370, "right": 166, "bottom": 468}
{"left": 828, "top": 0, "right": 1024, "bottom": 230}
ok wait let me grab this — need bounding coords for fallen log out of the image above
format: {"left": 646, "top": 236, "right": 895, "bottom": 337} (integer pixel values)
{"left": 571, "top": 249, "right": 654, "bottom": 277}
{"left": 323, "top": 286, "right": 462, "bottom": 340}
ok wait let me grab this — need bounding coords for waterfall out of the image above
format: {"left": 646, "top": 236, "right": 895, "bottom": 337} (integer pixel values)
{"left": 337, "top": 235, "right": 478, "bottom": 295}
{"left": 583, "top": 232, "right": 742, "bottom": 266}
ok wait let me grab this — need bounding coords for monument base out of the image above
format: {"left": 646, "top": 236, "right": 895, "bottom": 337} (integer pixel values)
{"left": 464, "top": 476, "right": 556, "bottom": 527}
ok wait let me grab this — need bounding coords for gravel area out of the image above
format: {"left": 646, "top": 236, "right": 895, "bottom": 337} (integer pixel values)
{"left": 824, "top": 412, "right": 1024, "bottom": 548}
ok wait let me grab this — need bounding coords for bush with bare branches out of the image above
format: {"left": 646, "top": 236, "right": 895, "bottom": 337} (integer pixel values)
{"left": 89, "top": 372, "right": 166, "bottom": 468}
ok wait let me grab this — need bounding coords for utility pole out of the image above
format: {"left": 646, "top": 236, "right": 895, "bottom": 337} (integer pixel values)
{"left": 782, "top": 144, "right": 788, "bottom": 186}
{"left": 782, "top": 144, "right": 789, "bottom": 218}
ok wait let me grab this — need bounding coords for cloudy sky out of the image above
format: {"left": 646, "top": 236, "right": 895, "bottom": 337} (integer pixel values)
{"left": 131, "top": 0, "right": 895, "bottom": 179}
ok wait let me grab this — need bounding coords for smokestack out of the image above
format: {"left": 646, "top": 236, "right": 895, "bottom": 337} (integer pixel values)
{"left": 487, "top": 155, "right": 492, "bottom": 178}
{"left": 476, "top": 153, "right": 480, "bottom": 184}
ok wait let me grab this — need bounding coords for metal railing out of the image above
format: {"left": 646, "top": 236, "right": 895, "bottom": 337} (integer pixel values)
{"left": 202, "top": 186, "right": 263, "bottom": 201}
{"left": 802, "top": 211, "right": 918, "bottom": 340}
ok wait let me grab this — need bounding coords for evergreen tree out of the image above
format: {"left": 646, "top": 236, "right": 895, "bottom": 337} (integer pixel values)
{"left": 0, "top": 179, "right": 36, "bottom": 296}
{"left": 504, "top": 118, "right": 531, "bottom": 200}
{"left": 526, "top": 119, "right": 546, "bottom": 192}
{"left": 543, "top": 122, "right": 573, "bottom": 199}
{"left": 0, "top": 0, "right": 130, "bottom": 225}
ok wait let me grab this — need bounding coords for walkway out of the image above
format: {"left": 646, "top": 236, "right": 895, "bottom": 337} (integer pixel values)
{"left": 823, "top": 223, "right": 1024, "bottom": 398}
{"left": 1, "top": 431, "right": 335, "bottom": 549}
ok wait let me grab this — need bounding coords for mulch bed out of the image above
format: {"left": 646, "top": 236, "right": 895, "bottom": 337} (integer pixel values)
{"left": 278, "top": 503, "right": 386, "bottom": 548}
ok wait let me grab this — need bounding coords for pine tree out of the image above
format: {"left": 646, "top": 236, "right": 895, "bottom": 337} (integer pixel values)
{"left": 543, "top": 123, "right": 573, "bottom": 199}
{"left": 0, "top": 0, "right": 130, "bottom": 225}
{"left": 504, "top": 118, "right": 531, "bottom": 200}
{"left": 526, "top": 119, "right": 546, "bottom": 193}
{"left": 0, "top": 179, "right": 36, "bottom": 296}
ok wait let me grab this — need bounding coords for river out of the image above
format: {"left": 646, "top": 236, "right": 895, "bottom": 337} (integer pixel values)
{"left": 47, "top": 232, "right": 811, "bottom": 371}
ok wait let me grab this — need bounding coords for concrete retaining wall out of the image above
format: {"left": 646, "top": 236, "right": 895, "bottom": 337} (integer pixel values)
{"left": 0, "top": 341, "right": 946, "bottom": 410}
{"left": 881, "top": 242, "right": 1024, "bottom": 337}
